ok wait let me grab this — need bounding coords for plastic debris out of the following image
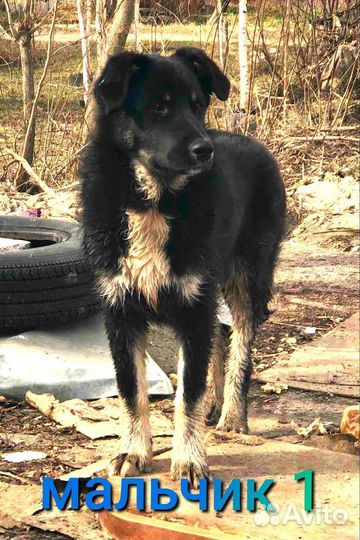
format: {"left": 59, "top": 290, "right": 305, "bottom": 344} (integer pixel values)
{"left": 291, "top": 418, "right": 329, "bottom": 438}
{"left": 20, "top": 208, "right": 44, "bottom": 218}
{"left": 3, "top": 451, "right": 47, "bottom": 463}
{"left": 217, "top": 297, "right": 233, "bottom": 326}
{"left": 304, "top": 326, "right": 317, "bottom": 336}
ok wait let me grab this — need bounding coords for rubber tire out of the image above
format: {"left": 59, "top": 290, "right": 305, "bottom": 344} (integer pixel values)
{"left": 0, "top": 215, "right": 100, "bottom": 330}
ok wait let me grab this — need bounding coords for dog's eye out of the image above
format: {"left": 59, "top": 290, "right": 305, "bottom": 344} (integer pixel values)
{"left": 152, "top": 102, "right": 168, "bottom": 115}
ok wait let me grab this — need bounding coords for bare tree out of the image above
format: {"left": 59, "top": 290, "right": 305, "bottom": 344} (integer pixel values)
{"left": 217, "top": 0, "right": 224, "bottom": 69}
{"left": 207, "top": 0, "right": 230, "bottom": 26}
{"left": 134, "top": 0, "right": 141, "bottom": 51}
{"left": 2, "top": 0, "right": 58, "bottom": 191}
{"left": 283, "top": 0, "right": 291, "bottom": 123}
{"left": 77, "top": 0, "right": 91, "bottom": 103}
{"left": 95, "top": 0, "right": 106, "bottom": 62}
{"left": 98, "top": 0, "right": 135, "bottom": 71}
{"left": 84, "top": 0, "right": 135, "bottom": 133}
{"left": 238, "top": 0, "right": 248, "bottom": 111}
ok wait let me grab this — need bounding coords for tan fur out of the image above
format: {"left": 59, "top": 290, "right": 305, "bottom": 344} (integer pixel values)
{"left": 205, "top": 326, "right": 225, "bottom": 420}
{"left": 170, "top": 174, "right": 190, "bottom": 192}
{"left": 98, "top": 210, "right": 203, "bottom": 310}
{"left": 217, "top": 270, "right": 254, "bottom": 432}
{"left": 174, "top": 273, "right": 203, "bottom": 303}
{"left": 124, "top": 209, "right": 171, "bottom": 308}
{"left": 109, "top": 339, "right": 152, "bottom": 476}
{"left": 134, "top": 160, "right": 162, "bottom": 203}
{"left": 98, "top": 162, "right": 204, "bottom": 310}
{"left": 99, "top": 208, "right": 171, "bottom": 310}
{"left": 171, "top": 347, "right": 208, "bottom": 484}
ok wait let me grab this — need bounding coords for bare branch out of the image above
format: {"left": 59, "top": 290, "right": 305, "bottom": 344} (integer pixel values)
{"left": 3, "top": 0, "right": 18, "bottom": 39}
{"left": 7, "top": 149, "right": 55, "bottom": 195}
{"left": 19, "top": 0, "right": 59, "bottom": 177}
{"left": 0, "top": 23, "right": 14, "bottom": 40}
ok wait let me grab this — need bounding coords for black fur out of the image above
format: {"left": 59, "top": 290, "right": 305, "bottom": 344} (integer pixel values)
{"left": 80, "top": 48, "right": 286, "bottom": 481}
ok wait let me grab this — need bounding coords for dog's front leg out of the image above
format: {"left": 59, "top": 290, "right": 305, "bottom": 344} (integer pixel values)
{"left": 104, "top": 306, "right": 152, "bottom": 477}
{"left": 171, "top": 298, "right": 216, "bottom": 488}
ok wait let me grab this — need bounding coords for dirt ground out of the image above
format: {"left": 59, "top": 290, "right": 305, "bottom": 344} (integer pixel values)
{"left": 0, "top": 10, "right": 359, "bottom": 538}
{"left": 0, "top": 175, "right": 359, "bottom": 537}
{"left": 147, "top": 237, "right": 359, "bottom": 375}
{"left": 1, "top": 113, "right": 359, "bottom": 538}
{"left": 0, "top": 235, "right": 358, "bottom": 473}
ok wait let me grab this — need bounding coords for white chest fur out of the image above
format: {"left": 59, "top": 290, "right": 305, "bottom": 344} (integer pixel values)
{"left": 122, "top": 208, "right": 171, "bottom": 308}
{"left": 98, "top": 207, "right": 203, "bottom": 310}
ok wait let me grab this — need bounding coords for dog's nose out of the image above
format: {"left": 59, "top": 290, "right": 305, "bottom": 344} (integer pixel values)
{"left": 189, "top": 139, "right": 214, "bottom": 162}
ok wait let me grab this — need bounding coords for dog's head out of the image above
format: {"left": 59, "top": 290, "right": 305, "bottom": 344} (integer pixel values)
{"left": 94, "top": 48, "right": 230, "bottom": 183}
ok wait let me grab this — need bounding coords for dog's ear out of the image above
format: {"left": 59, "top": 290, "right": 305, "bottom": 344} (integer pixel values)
{"left": 94, "top": 52, "right": 147, "bottom": 115}
{"left": 174, "top": 47, "right": 230, "bottom": 101}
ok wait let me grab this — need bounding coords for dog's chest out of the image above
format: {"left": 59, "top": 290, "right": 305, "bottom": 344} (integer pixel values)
{"left": 122, "top": 208, "right": 171, "bottom": 308}
{"left": 99, "top": 208, "right": 203, "bottom": 309}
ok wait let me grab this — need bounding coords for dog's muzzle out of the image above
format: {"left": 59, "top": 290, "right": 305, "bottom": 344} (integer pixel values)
{"left": 189, "top": 138, "right": 214, "bottom": 164}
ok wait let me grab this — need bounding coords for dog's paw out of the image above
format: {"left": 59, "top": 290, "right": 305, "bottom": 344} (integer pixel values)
{"left": 109, "top": 452, "right": 152, "bottom": 477}
{"left": 216, "top": 413, "right": 249, "bottom": 434}
{"left": 171, "top": 459, "right": 211, "bottom": 489}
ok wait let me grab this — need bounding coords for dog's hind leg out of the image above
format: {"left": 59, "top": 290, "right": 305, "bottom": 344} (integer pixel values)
{"left": 216, "top": 270, "right": 254, "bottom": 434}
{"left": 171, "top": 292, "right": 217, "bottom": 487}
{"left": 205, "top": 324, "right": 228, "bottom": 425}
{"left": 104, "top": 305, "right": 152, "bottom": 477}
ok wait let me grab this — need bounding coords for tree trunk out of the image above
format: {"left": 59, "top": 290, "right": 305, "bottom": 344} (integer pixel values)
{"left": 98, "top": 0, "right": 135, "bottom": 71}
{"left": 16, "top": 30, "right": 35, "bottom": 191}
{"left": 86, "top": 0, "right": 92, "bottom": 29}
{"left": 238, "top": 0, "right": 248, "bottom": 112}
{"left": 84, "top": 0, "right": 135, "bottom": 135}
{"left": 217, "top": 0, "right": 224, "bottom": 69}
{"left": 134, "top": 0, "right": 141, "bottom": 51}
{"left": 207, "top": 0, "right": 230, "bottom": 26}
{"left": 96, "top": 0, "right": 106, "bottom": 62}
{"left": 283, "top": 0, "right": 291, "bottom": 124}
{"left": 77, "top": 0, "right": 91, "bottom": 104}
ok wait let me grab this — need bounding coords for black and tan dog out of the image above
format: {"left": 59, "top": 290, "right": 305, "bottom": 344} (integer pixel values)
{"left": 80, "top": 48, "right": 286, "bottom": 487}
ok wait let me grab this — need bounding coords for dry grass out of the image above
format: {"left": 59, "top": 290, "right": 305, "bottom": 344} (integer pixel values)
{"left": 0, "top": 6, "right": 359, "bottom": 235}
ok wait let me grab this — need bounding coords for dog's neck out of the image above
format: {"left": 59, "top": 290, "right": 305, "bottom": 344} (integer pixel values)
{"left": 133, "top": 161, "right": 162, "bottom": 203}
{"left": 132, "top": 160, "right": 190, "bottom": 204}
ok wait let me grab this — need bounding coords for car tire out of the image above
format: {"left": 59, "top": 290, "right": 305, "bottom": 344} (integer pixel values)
{"left": 0, "top": 215, "right": 100, "bottom": 330}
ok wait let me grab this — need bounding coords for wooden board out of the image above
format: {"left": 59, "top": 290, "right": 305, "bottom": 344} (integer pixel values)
{"left": 101, "top": 437, "right": 359, "bottom": 540}
{"left": 254, "top": 312, "right": 360, "bottom": 397}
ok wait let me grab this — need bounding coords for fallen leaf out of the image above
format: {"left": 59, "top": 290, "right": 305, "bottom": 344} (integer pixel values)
{"left": 340, "top": 405, "right": 359, "bottom": 440}
{"left": 261, "top": 382, "right": 288, "bottom": 394}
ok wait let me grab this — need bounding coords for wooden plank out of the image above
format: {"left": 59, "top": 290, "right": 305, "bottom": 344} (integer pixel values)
{"left": 254, "top": 313, "right": 359, "bottom": 398}
{"left": 102, "top": 439, "right": 359, "bottom": 540}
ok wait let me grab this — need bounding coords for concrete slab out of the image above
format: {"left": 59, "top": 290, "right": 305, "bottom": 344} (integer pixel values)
{"left": 0, "top": 315, "right": 173, "bottom": 400}
{"left": 0, "top": 237, "right": 30, "bottom": 252}
{"left": 254, "top": 312, "right": 359, "bottom": 398}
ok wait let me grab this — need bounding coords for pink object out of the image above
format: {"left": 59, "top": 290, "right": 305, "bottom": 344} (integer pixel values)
{"left": 20, "top": 208, "right": 44, "bottom": 218}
